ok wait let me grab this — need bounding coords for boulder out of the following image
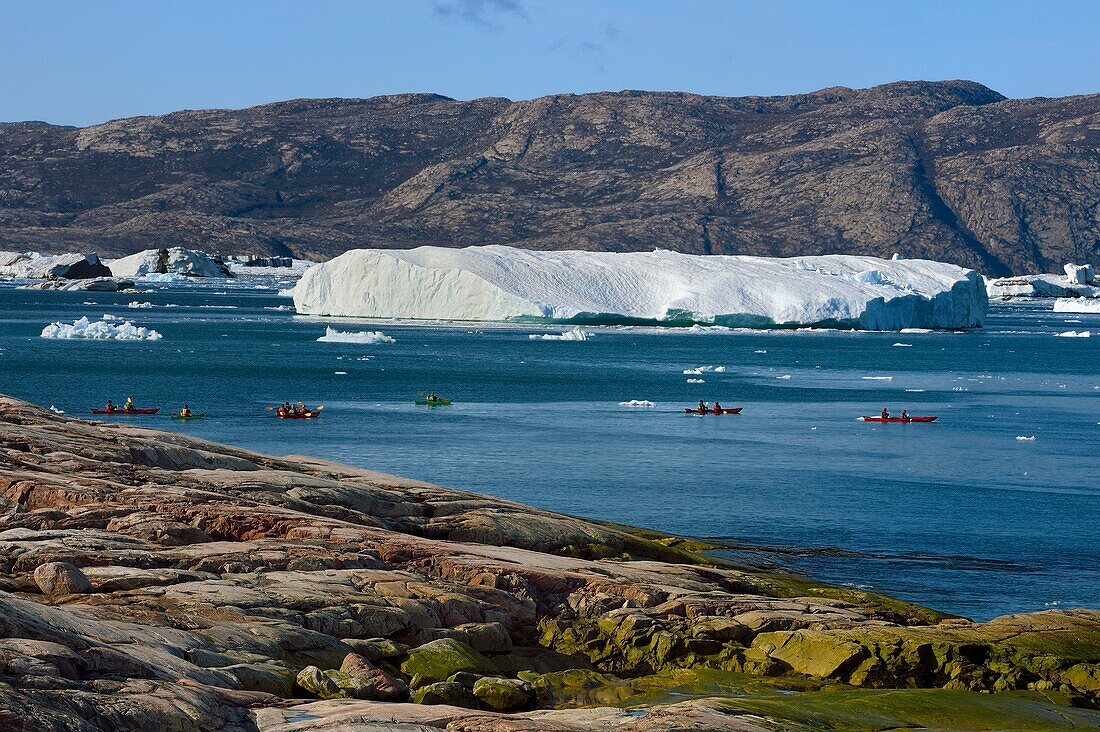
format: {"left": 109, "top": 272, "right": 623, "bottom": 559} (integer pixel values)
{"left": 471, "top": 676, "right": 536, "bottom": 711}
{"left": 752, "top": 630, "right": 869, "bottom": 678}
{"left": 338, "top": 652, "right": 409, "bottom": 700}
{"left": 455, "top": 622, "right": 513, "bottom": 653}
{"left": 295, "top": 666, "right": 342, "bottom": 699}
{"left": 411, "top": 681, "right": 480, "bottom": 708}
{"left": 342, "top": 637, "right": 407, "bottom": 662}
{"left": 400, "top": 638, "right": 496, "bottom": 687}
{"left": 32, "top": 562, "right": 92, "bottom": 596}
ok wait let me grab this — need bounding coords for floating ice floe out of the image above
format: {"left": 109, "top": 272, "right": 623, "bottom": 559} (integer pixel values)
{"left": 334, "top": 371, "right": 348, "bottom": 375}
{"left": 904, "top": 388, "right": 926, "bottom": 392}
{"left": 776, "top": 374, "right": 792, "bottom": 380}
{"left": 1053, "top": 298, "right": 1100, "bottom": 314}
{"left": 127, "top": 301, "right": 154, "bottom": 309}
{"left": 292, "top": 246, "right": 987, "bottom": 330}
{"left": 529, "top": 327, "right": 589, "bottom": 341}
{"left": 1016, "top": 436, "right": 1037, "bottom": 441}
{"left": 40, "top": 316, "right": 163, "bottom": 341}
{"left": 1054, "top": 330, "right": 1092, "bottom": 338}
{"left": 686, "top": 378, "right": 705, "bottom": 384}
{"left": 316, "top": 327, "right": 395, "bottom": 344}
{"left": 893, "top": 342, "right": 913, "bottom": 347}
{"left": 754, "top": 349, "right": 767, "bottom": 354}
{"left": 619, "top": 400, "right": 656, "bottom": 407}
{"left": 862, "top": 376, "right": 894, "bottom": 380}
{"left": 683, "top": 365, "right": 725, "bottom": 375}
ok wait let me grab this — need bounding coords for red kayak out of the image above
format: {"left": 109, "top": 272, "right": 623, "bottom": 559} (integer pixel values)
{"left": 685, "top": 407, "right": 743, "bottom": 415}
{"left": 277, "top": 408, "right": 321, "bottom": 419}
{"left": 860, "top": 416, "right": 937, "bottom": 423}
{"left": 90, "top": 408, "right": 160, "bottom": 415}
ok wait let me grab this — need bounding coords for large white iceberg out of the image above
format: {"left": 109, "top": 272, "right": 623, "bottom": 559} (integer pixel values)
{"left": 0, "top": 251, "right": 111, "bottom": 279}
{"left": 108, "top": 247, "right": 233, "bottom": 279}
{"left": 293, "top": 246, "right": 987, "bottom": 330}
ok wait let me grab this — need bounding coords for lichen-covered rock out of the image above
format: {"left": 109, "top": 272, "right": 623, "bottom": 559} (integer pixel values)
{"left": 32, "top": 562, "right": 92, "bottom": 596}
{"left": 472, "top": 676, "right": 535, "bottom": 711}
{"left": 751, "top": 630, "right": 870, "bottom": 678}
{"left": 295, "top": 665, "right": 342, "bottom": 699}
{"left": 401, "top": 638, "right": 497, "bottom": 687}
{"left": 411, "top": 681, "right": 481, "bottom": 708}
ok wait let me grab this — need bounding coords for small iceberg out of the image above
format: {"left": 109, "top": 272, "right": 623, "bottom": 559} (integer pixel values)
{"left": 619, "top": 400, "right": 656, "bottom": 407}
{"left": 41, "top": 316, "right": 163, "bottom": 341}
{"left": 1054, "top": 330, "right": 1091, "bottom": 338}
{"left": 776, "top": 374, "right": 792, "bottom": 380}
{"left": 893, "top": 342, "right": 913, "bottom": 347}
{"left": 862, "top": 376, "right": 894, "bottom": 381}
{"left": 316, "top": 327, "right": 395, "bottom": 344}
{"left": 127, "top": 301, "right": 154, "bottom": 309}
{"left": 1053, "top": 298, "right": 1100, "bottom": 314}
{"left": 1016, "top": 435, "right": 1037, "bottom": 442}
{"left": 529, "top": 327, "right": 589, "bottom": 341}
{"left": 686, "top": 378, "right": 705, "bottom": 384}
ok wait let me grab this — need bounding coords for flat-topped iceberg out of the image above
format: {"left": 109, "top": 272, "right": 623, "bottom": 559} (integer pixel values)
{"left": 293, "top": 246, "right": 987, "bottom": 330}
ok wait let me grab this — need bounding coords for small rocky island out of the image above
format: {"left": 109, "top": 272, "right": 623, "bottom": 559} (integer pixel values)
{"left": 1, "top": 395, "right": 1097, "bottom": 731}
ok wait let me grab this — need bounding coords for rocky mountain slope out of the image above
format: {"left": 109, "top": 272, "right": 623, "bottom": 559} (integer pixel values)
{"left": 1, "top": 395, "right": 1099, "bottom": 731}
{"left": 2, "top": 81, "right": 1098, "bottom": 275}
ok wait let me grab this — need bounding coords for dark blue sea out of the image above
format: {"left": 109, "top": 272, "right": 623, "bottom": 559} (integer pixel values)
{"left": 2, "top": 280, "right": 1098, "bottom": 621}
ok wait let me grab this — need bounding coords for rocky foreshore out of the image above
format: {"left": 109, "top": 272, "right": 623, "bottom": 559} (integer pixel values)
{"left": 1, "top": 395, "right": 1098, "bottom": 731}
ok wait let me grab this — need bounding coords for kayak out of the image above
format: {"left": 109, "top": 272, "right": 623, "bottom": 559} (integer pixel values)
{"left": 860, "top": 416, "right": 938, "bottom": 423}
{"left": 277, "top": 408, "right": 321, "bottom": 419}
{"left": 416, "top": 399, "right": 453, "bottom": 406}
{"left": 90, "top": 408, "right": 160, "bottom": 415}
{"left": 684, "top": 407, "right": 743, "bottom": 415}
{"left": 171, "top": 413, "right": 206, "bottom": 420}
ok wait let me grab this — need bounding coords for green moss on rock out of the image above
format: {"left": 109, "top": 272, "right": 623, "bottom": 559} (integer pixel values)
{"left": 401, "top": 638, "right": 497, "bottom": 687}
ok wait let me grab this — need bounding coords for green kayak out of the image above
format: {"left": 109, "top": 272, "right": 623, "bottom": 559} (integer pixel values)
{"left": 415, "top": 399, "right": 452, "bottom": 406}
{"left": 171, "top": 413, "right": 206, "bottom": 420}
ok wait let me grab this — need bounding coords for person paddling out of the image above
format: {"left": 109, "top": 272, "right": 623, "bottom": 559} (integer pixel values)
{"left": 900, "top": 409, "right": 910, "bottom": 421}
{"left": 881, "top": 406, "right": 890, "bottom": 419}
{"left": 180, "top": 404, "right": 192, "bottom": 418}
{"left": 124, "top": 396, "right": 135, "bottom": 412}
{"left": 712, "top": 401, "right": 722, "bottom": 414}
{"left": 698, "top": 400, "right": 707, "bottom": 412}
{"left": 105, "top": 399, "right": 116, "bottom": 412}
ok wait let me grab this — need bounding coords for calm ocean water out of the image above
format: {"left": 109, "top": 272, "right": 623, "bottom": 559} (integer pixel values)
{"left": 1, "top": 281, "right": 1097, "bottom": 621}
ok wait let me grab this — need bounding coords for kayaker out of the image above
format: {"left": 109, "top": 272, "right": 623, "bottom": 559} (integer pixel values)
{"left": 900, "top": 409, "right": 910, "bottom": 421}
{"left": 880, "top": 407, "right": 890, "bottom": 419}
{"left": 180, "top": 404, "right": 192, "bottom": 418}
{"left": 105, "top": 399, "right": 115, "bottom": 412}
{"left": 698, "top": 400, "right": 707, "bottom": 412}
{"left": 124, "top": 396, "right": 135, "bottom": 412}
{"left": 712, "top": 401, "right": 722, "bottom": 414}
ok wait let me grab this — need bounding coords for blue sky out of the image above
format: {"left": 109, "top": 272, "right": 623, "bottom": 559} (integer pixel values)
{"left": 3, "top": 0, "right": 1099, "bottom": 126}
